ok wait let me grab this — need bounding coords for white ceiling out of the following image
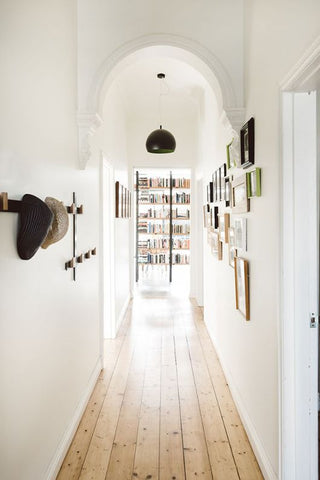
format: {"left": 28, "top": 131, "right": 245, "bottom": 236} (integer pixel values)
{"left": 114, "top": 55, "right": 208, "bottom": 122}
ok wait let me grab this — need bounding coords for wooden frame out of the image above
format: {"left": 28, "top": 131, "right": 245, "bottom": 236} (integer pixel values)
{"left": 233, "top": 217, "right": 247, "bottom": 253}
{"left": 234, "top": 257, "right": 250, "bottom": 320}
{"left": 218, "top": 213, "right": 230, "bottom": 243}
{"left": 228, "top": 227, "right": 237, "bottom": 268}
{"left": 247, "top": 167, "right": 261, "bottom": 197}
{"left": 231, "top": 174, "right": 250, "bottom": 213}
{"left": 240, "top": 117, "right": 255, "bottom": 169}
{"left": 115, "top": 182, "right": 131, "bottom": 218}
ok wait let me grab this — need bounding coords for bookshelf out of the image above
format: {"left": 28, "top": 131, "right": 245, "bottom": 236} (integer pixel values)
{"left": 135, "top": 171, "right": 191, "bottom": 282}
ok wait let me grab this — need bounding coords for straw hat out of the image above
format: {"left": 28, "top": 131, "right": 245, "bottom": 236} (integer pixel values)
{"left": 41, "top": 197, "right": 69, "bottom": 249}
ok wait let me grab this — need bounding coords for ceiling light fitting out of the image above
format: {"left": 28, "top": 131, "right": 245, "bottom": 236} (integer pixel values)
{"left": 146, "top": 73, "right": 176, "bottom": 154}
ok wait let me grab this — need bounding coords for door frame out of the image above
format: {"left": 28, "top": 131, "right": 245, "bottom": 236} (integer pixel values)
{"left": 280, "top": 37, "right": 320, "bottom": 480}
{"left": 100, "top": 152, "right": 116, "bottom": 340}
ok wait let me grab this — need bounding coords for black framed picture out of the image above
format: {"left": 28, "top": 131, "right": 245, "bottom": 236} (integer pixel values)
{"left": 213, "top": 171, "right": 218, "bottom": 202}
{"left": 213, "top": 206, "right": 219, "bottom": 229}
{"left": 225, "top": 175, "right": 232, "bottom": 207}
{"left": 240, "top": 117, "right": 254, "bottom": 169}
{"left": 219, "top": 164, "right": 226, "bottom": 201}
{"left": 209, "top": 181, "right": 214, "bottom": 203}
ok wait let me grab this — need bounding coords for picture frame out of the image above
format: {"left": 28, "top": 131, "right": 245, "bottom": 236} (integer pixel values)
{"left": 226, "top": 140, "right": 237, "bottom": 169}
{"left": 212, "top": 206, "right": 219, "bottom": 229}
{"left": 213, "top": 171, "right": 218, "bottom": 202}
{"left": 234, "top": 257, "right": 250, "bottom": 320}
{"left": 203, "top": 205, "right": 207, "bottom": 227}
{"left": 225, "top": 175, "right": 232, "bottom": 207}
{"left": 219, "top": 164, "right": 226, "bottom": 201}
{"left": 209, "top": 228, "right": 223, "bottom": 260}
{"left": 218, "top": 213, "right": 230, "bottom": 243}
{"left": 228, "top": 227, "right": 237, "bottom": 268}
{"left": 115, "top": 181, "right": 120, "bottom": 217}
{"left": 240, "top": 117, "right": 254, "bottom": 169}
{"left": 247, "top": 167, "right": 261, "bottom": 197}
{"left": 233, "top": 217, "right": 247, "bottom": 253}
{"left": 209, "top": 181, "right": 214, "bottom": 203}
{"left": 231, "top": 174, "right": 250, "bottom": 213}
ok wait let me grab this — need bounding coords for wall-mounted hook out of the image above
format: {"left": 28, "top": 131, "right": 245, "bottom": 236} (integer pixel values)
{"left": 77, "top": 254, "right": 84, "bottom": 263}
{"left": 77, "top": 205, "right": 84, "bottom": 214}
{"left": 85, "top": 250, "right": 91, "bottom": 259}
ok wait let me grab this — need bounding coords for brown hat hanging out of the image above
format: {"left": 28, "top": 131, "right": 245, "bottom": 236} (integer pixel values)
{"left": 41, "top": 197, "right": 69, "bottom": 249}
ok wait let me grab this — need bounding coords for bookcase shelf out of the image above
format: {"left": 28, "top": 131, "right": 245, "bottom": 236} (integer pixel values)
{"left": 136, "top": 171, "right": 191, "bottom": 281}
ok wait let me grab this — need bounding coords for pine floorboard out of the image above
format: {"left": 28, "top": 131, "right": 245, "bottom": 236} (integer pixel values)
{"left": 57, "top": 293, "right": 264, "bottom": 480}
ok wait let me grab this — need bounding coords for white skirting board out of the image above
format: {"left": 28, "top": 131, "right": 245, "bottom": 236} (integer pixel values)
{"left": 207, "top": 329, "right": 278, "bottom": 480}
{"left": 115, "top": 293, "right": 131, "bottom": 335}
{"left": 44, "top": 356, "right": 103, "bottom": 480}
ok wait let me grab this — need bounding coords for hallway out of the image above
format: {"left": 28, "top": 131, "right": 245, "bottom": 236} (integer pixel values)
{"left": 57, "top": 290, "right": 263, "bottom": 480}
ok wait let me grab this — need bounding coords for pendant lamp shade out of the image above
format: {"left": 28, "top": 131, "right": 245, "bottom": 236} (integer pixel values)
{"left": 146, "top": 125, "right": 176, "bottom": 153}
{"left": 146, "top": 73, "right": 176, "bottom": 154}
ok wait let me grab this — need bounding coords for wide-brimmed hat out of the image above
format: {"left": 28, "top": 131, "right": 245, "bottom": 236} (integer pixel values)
{"left": 41, "top": 197, "right": 69, "bottom": 249}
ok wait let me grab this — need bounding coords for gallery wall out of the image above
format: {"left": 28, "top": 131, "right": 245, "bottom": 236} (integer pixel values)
{"left": 0, "top": 1, "right": 101, "bottom": 479}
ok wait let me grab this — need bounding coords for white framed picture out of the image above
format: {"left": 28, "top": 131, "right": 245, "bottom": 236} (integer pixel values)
{"left": 233, "top": 217, "right": 247, "bottom": 253}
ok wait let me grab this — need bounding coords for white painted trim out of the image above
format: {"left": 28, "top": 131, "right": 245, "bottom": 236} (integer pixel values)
{"left": 209, "top": 334, "right": 278, "bottom": 480}
{"left": 115, "top": 293, "right": 131, "bottom": 336}
{"left": 280, "top": 35, "right": 320, "bottom": 91}
{"left": 44, "top": 356, "right": 103, "bottom": 480}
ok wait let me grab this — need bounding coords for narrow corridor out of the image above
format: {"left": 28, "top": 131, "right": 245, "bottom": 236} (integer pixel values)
{"left": 57, "top": 289, "right": 263, "bottom": 480}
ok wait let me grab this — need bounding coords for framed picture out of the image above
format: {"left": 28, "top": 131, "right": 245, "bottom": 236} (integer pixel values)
{"left": 209, "top": 228, "right": 223, "bottom": 260}
{"left": 213, "top": 171, "right": 218, "bottom": 202}
{"left": 240, "top": 117, "right": 254, "bottom": 169}
{"left": 226, "top": 140, "right": 237, "bottom": 169}
{"left": 209, "top": 181, "right": 214, "bottom": 203}
{"left": 207, "top": 184, "right": 210, "bottom": 203}
{"left": 234, "top": 257, "right": 250, "bottom": 320}
{"left": 233, "top": 217, "right": 247, "bottom": 253}
{"left": 203, "top": 205, "right": 207, "bottom": 227}
{"left": 225, "top": 176, "right": 232, "bottom": 207}
{"left": 219, "top": 164, "right": 226, "bottom": 201}
{"left": 115, "top": 181, "right": 120, "bottom": 217}
{"left": 228, "top": 227, "right": 237, "bottom": 268}
{"left": 231, "top": 174, "right": 250, "bottom": 213}
{"left": 247, "top": 168, "right": 261, "bottom": 197}
{"left": 218, "top": 213, "right": 230, "bottom": 243}
{"left": 212, "top": 206, "right": 219, "bottom": 229}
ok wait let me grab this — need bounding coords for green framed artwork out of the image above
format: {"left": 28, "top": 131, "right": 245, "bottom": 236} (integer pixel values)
{"left": 247, "top": 168, "right": 261, "bottom": 197}
{"left": 226, "top": 139, "right": 237, "bottom": 169}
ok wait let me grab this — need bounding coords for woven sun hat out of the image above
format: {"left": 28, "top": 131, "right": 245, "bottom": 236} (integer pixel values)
{"left": 41, "top": 197, "right": 69, "bottom": 249}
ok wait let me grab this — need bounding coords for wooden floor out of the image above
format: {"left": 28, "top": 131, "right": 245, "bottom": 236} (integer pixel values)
{"left": 57, "top": 289, "right": 264, "bottom": 480}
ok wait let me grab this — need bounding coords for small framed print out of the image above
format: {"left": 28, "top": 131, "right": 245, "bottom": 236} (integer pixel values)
{"left": 209, "top": 181, "right": 214, "bottom": 203}
{"left": 233, "top": 217, "right": 247, "bottom": 253}
{"left": 231, "top": 175, "right": 250, "bottom": 213}
{"left": 240, "top": 117, "right": 254, "bottom": 169}
{"left": 234, "top": 257, "right": 250, "bottom": 320}
{"left": 228, "top": 227, "right": 237, "bottom": 268}
{"left": 209, "top": 228, "right": 223, "bottom": 260}
{"left": 115, "top": 181, "right": 120, "bottom": 217}
{"left": 207, "top": 185, "right": 210, "bottom": 203}
{"left": 225, "top": 176, "right": 232, "bottom": 207}
{"left": 203, "top": 205, "right": 208, "bottom": 227}
{"left": 212, "top": 206, "right": 219, "bottom": 229}
{"left": 218, "top": 213, "right": 230, "bottom": 243}
{"left": 247, "top": 168, "right": 261, "bottom": 197}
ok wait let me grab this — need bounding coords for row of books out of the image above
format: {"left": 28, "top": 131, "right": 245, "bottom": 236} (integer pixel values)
{"left": 138, "top": 222, "right": 170, "bottom": 234}
{"left": 138, "top": 177, "right": 190, "bottom": 189}
{"left": 138, "top": 207, "right": 190, "bottom": 219}
{"left": 137, "top": 238, "right": 190, "bottom": 249}
{"left": 138, "top": 253, "right": 190, "bottom": 264}
{"left": 139, "top": 193, "right": 190, "bottom": 204}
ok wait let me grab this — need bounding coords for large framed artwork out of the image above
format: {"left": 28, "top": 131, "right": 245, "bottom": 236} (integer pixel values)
{"left": 234, "top": 257, "right": 250, "bottom": 320}
{"left": 240, "top": 117, "right": 254, "bottom": 169}
{"left": 209, "top": 228, "right": 223, "bottom": 260}
{"left": 231, "top": 175, "right": 250, "bottom": 213}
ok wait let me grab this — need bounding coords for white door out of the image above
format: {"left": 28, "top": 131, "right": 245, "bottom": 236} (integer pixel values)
{"left": 101, "top": 155, "right": 116, "bottom": 339}
{"left": 281, "top": 91, "right": 319, "bottom": 480}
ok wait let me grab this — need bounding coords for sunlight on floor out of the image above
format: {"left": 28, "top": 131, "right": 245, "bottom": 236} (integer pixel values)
{"left": 134, "top": 265, "right": 190, "bottom": 298}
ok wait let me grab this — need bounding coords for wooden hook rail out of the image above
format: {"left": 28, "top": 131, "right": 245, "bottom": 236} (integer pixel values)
{"left": 0, "top": 192, "right": 22, "bottom": 213}
{"left": 65, "top": 247, "right": 97, "bottom": 271}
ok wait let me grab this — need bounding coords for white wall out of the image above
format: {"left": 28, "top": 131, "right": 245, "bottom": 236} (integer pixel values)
{"left": 90, "top": 80, "right": 131, "bottom": 330}
{"left": 0, "top": 2, "right": 101, "bottom": 479}
{"left": 198, "top": 3, "right": 320, "bottom": 480}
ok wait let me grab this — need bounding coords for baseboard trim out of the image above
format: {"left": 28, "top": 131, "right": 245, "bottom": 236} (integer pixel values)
{"left": 209, "top": 332, "right": 278, "bottom": 480}
{"left": 115, "top": 293, "right": 131, "bottom": 335}
{"left": 44, "top": 356, "right": 103, "bottom": 480}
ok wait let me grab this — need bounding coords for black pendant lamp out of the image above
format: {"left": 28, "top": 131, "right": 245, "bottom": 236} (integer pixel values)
{"left": 146, "top": 73, "right": 176, "bottom": 154}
